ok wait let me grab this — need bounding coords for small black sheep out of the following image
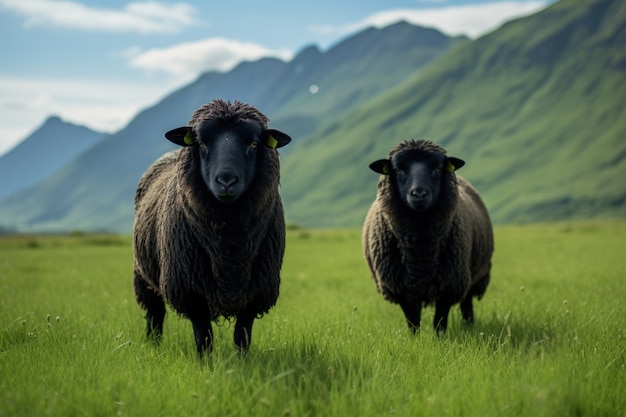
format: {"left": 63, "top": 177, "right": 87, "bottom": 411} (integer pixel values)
{"left": 133, "top": 99, "right": 291, "bottom": 355}
{"left": 362, "top": 139, "right": 494, "bottom": 334}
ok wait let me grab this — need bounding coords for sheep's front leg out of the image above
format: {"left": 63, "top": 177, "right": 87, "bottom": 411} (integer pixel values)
{"left": 434, "top": 299, "right": 453, "bottom": 335}
{"left": 234, "top": 308, "right": 256, "bottom": 352}
{"left": 191, "top": 318, "right": 213, "bottom": 356}
{"left": 400, "top": 301, "right": 422, "bottom": 334}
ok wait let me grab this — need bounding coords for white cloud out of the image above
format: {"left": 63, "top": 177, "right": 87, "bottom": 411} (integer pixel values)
{"left": 0, "top": 0, "right": 196, "bottom": 33}
{"left": 128, "top": 38, "right": 294, "bottom": 76}
{"left": 311, "top": 1, "right": 550, "bottom": 41}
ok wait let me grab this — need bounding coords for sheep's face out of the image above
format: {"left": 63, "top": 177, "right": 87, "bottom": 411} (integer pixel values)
{"left": 195, "top": 120, "right": 261, "bottom": 204}
{"left": 165, "top": 119, "right": 291, "bottom": 204}
{"left": 370, "top": 151, "right": 465, "bottom": 213}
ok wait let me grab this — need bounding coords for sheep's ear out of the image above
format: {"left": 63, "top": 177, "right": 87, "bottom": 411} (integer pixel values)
{"left": 446, "top": 157, "right": 465, "bottom": 172}
{"left": 165, "top": 126, "right": 195, "bottom": 147}
{"left": 264, "top": 129, "right": 291, "bottom": 149}
{"left": 369, "top": 159, "right": 392, "bottom": 175}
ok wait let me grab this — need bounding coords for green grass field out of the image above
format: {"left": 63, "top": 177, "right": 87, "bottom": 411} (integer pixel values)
{"left": 1, "top": 222, "right": 624, "bottom": 417}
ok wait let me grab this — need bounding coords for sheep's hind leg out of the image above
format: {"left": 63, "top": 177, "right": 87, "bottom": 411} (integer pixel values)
{"left": 400, "top": 301, "right": 422, "bottom": 334}
{"left": 191, "top": 318, "right": 213, "bottom": 356}
{"left": 460, "top": 295, "right": 474, "bottom": 324}
{"left": 133, "top": 273, "right": 166, "bottom": 343}
{"left": 234, "top": 307, "right": 256, "bottom": 352}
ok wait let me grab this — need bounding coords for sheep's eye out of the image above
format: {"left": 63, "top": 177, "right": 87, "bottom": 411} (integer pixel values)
{"left": 197, "top": 141, "right": 206, "bottom": 149}
{"left": 432, "top": 167, "right": 441, "bottom": 177}
{"left": 250, "top": 141, "right": 258, "bottom": 149}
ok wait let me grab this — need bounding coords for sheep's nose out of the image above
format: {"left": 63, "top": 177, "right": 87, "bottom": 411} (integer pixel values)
{"left": 216, "top": 173, "right": 238, "bottom": 188}
{"left": 410, "top": 187, "right": 428, "bottom": 198}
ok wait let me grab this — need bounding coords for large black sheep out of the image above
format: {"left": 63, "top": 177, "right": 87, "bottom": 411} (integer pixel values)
{"left": 133, "top": 99, "right": 291, "bottom": 355}
{"left": 362, "top": 139, "right": 494, "bottom": 334}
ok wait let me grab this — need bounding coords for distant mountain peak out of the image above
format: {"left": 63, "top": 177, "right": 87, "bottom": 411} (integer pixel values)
{"left": 292, "top": 44, "right": 322, "bottom": 61}
{"left": 0, "top": 116, "right": 106, "bottom": 200}
{"left": 38, "top": 115, "right": 106, "bottom": 136}
{"left": 45, "top": 115, "right": 63, "bottom": 124}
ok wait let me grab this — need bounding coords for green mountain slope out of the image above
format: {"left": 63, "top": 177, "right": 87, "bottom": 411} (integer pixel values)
{"left": 271, "top": 23, "right": 464, "bottom": 124}
{"left": 263, "top": 22, "right": 466, "bottom": 139}
{"left": 280, "top": 0, "right": 626, "bottom": 227}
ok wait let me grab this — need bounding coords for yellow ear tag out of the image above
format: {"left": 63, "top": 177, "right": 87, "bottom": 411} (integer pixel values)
{"left": 382, "top": 163, "right": 391, "bottom": 174}
{"left": 267, "top": 134, "right": 278, "bottom": 149}
{"left": 183, "top": 131, "right": 194, "bottom": 145}
{"left": 446, "top": 161, "right": 456, "bottom": 173}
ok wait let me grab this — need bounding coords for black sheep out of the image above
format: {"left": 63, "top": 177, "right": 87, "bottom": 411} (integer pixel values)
{"left": 133, "top": 99, "right": 291, "bottom": 355}
{"left": 362, "top": 140, "right": 494, "bottom": 334}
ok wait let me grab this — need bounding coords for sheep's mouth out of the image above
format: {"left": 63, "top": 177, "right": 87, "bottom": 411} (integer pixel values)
{"left": 406, "top": 196, "right": 432, "bottom": 212}
{"left": 215, "top": 193, "right": 240, "bottom": 204}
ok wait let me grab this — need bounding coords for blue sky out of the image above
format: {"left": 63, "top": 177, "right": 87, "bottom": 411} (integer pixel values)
{"left": 0, "top": 0, "right": 551, "bottom": 155}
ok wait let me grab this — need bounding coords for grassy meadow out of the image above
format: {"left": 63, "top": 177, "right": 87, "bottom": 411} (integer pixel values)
{"left": 0, "top": 222, "right": 624, "bottom": 416}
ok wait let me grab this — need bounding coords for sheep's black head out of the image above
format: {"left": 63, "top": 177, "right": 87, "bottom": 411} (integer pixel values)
{"left": 165, "top": 100, "right": 291, "bottom": 204}
{"left": 370, "top": 140, "right": 464, "bottom": 213}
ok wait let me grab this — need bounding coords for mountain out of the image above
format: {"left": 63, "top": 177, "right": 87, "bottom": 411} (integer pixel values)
{"left": 267, "top": 23, "right": 465, "bottom": 138}
{"left": 280, "top": 0, "right": 626, "bottom": 227}
{"left": 0, "top": 22, "right": 458, "bottom": 233}
{"left": 2, "top": 0, "right": 625, "bottom": 233}
{"left": 0, "top": 116, "right": 105, "bottom": 200}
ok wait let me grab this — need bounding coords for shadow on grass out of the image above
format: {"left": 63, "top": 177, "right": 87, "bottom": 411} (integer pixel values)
{"left": 185, "top": 336, "right": 375, "bottom": 415}
{"left": 452, "top": 311, "right": 557, "bottom": 355}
